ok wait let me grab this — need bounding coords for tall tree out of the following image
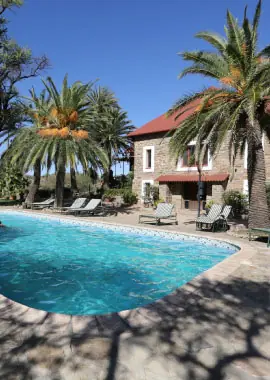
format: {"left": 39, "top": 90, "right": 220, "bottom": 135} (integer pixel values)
{"left": 168, "top": 0, "right": 270, "bottom": 228}
{"left": 98, "top": 108, "right": 134, "bottom": 189}
{"left": 88, "top": 86, "right": 134, "bottom": 189}
{"left": 0, "top": 0, "right": 48, "bottom": 139}
{"left": 6, "top": 76, "right": 107, "bottom": 207}
{"left": 34, "top": 76, "right": 107, "bottom": 207}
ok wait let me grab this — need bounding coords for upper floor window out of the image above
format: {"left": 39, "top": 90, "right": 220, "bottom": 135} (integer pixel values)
{"left": 146, "top": 149, "right": 152, "bottom": 169}
{"left": 177, "top": 141, "right": 212, "bottom": 171}
{"left": 181, "top": 145, "right": 208, "bottom": 167}
{"left": 143, "top": 146, "right": 155, "bottom": 172}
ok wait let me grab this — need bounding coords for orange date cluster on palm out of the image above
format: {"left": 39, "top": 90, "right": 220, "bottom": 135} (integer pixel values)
{"left": 34, "top": 108, "right": 79, "bottom": 127}
{"left": 37, "top": 128, "right": 88, "bottom": 139}
{"left": 35, "top": 108, "right": 88, "bottom": 139}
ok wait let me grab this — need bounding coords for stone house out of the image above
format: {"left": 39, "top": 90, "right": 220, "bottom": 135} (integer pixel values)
{"left": 128, "top": 102, "right": 270, "bottom": 210}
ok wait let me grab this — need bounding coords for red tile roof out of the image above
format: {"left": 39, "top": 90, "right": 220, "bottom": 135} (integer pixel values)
{"left": 156, "top": 173, "right": 229, "bottom": 183}
{"left": 128, "top": 98, "right": 201, "bottom": 137}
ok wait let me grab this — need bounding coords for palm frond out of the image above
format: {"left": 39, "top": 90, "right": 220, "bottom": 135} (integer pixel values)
{"left": 195, "top": 31, "right": 226, "bottom": 54}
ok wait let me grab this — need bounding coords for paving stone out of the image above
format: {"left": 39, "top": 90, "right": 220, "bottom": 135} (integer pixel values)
{"left": 60, "top": 357, "right": 107, "bottom": 380}
{"left": 73, "top": 337, "right": 112, "bottom": 360}
{"left": 233, "top": 357, "right": 270, "bottom": 377}
{"left": 225, "top": 363, "right": 270, "bottom": 380}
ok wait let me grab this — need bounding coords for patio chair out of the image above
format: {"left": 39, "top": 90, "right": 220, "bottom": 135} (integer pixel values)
{"left": 67, "top": 198, "right": 103, "bottom": 216}
{"left": 139, "top": 203, "right": 178, "bottom": 225}
{"left": 196, "top": 204, "right": 232, "bottom": 232}
{"left": 31, "top": 198, "right": 55, "bottom": 210}
{"left": 53, "top": 198, "right": 87, "bottom": 213}
{"left": 196, "top": 204, "right": 223, "bottom": 231}
{"left": 216, "top": 205, "right": 232, "bottom": 231}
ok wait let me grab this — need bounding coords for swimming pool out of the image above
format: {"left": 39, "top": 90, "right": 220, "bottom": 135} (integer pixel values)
{"left": 0, "top": 212, "right": 237, "bottom": 315}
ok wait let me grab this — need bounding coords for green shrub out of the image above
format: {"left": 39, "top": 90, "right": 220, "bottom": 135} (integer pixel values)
{"left": 222, "top": 190, "right": 248, "bottom": 216}
{"left": 0, "top": 165, "right": 29, "bottom": 198}
{"left": 103, "top": 189, "right": 138, "bottom": 205}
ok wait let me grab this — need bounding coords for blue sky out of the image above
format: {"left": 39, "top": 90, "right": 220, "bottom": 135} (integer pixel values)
{"left": 5, "top": 0, "right": 270, "bottom": 175}
{"left": 8, "top": 0, "right": 270, "bottom": 130}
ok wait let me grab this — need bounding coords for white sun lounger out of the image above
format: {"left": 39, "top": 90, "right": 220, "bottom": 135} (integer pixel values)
{"left": 31, "top": 198, "right": 55, "bottom": 210}
{"left": 53, "top": 198, "right": 87, "bottom": 213}
{"left": 67, "top": 198, "right": 103, "bottom": 216}
{"left": 139, "top": 203, "right": 178, "bottom": 225}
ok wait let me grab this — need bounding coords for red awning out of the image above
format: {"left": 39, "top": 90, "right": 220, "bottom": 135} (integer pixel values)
{"left": 156, "top": 173, "right": 229, "bottom": 183}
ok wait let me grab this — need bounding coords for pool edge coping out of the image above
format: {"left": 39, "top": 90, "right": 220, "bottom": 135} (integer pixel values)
{"left": 0, "top": 208, "right": 257, "bottom": 328}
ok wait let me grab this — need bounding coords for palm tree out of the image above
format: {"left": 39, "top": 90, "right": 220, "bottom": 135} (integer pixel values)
{"left": 88, "top": 86, "right": 134, "bottom": 189}
{"left": 7, "top": 76, "right": 107, "bottom": 207}
{"left": 168, "top": 0, "right": 270, "bottom": 228}
{"left": 99, "top": 108, "right": 134, "bottom": 189}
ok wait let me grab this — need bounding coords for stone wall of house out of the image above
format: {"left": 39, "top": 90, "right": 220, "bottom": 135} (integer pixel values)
{"left": 132, "top": 133, "right": 175, "bottom": 197}
{"left": 132, "top": 132, "right": 270, "bottom": 202}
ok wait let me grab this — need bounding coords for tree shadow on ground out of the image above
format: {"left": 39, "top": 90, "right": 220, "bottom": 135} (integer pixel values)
{"left": 0, "top": 272, "right": 269, "bottom": 379}
{"left": 115, "top": 205, "right": 142, "bottom": 215}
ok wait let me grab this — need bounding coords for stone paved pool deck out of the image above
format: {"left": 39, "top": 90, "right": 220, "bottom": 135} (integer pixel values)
{"left": 0, "top": 206, "right": 269, "bottom": 380}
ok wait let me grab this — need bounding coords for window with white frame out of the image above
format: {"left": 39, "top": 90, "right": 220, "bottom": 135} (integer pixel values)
{"left": 177, "top": 141, "right": 212, "bottom": 171}
{"left": 143, "top": 146, "right": 155, "bottom": 172}
{"left": 141, "top": 180, "right": 154, "bottom": 198}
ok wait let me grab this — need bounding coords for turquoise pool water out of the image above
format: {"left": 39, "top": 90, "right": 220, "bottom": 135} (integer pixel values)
{"left": 0, "top": 212, "right": 237, "bottom": 315}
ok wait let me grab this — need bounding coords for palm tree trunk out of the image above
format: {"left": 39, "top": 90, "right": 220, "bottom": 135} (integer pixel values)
{"left": 102, "top": 169, "right": 110, "bottom": 190}
{"left": 102, "top": 154, "right": 112, "bottom": 190}
{"left": 55, "top": 162, "right": 66, "bottom": 207}
{"left": 70, "top": 166, "right": 78, "bottom": 195}
{"left": 25, "top": 159, "right": 41, "bottom": 205}
{"left": 247, "top": 121, "right": 270, "bottom": 228}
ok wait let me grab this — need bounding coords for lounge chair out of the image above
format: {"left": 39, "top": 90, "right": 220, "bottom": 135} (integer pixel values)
{"left": 67, "top": 198, "right": 103, "bottom": 216}
{"left": 196, "top": 204, "right": 232, "bottom": 232}
{"left": 139, "top": 203, "right": 178, "bottom": 225}
{"left": 31, "top": 198, "right": 55, "bottom": 210}
{"left": 196, "top": 204, "right": 222, "bottom": 231}
{"left": 218, "top": 205, "right": 232, "bottom": 231}
{"left": 53, "top": 198, "right": 87, "bottom": 213}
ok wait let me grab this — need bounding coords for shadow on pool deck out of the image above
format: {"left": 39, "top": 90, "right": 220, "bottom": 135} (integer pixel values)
{"left": 0, "top": 267, "right": 270, "bottom": 380}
